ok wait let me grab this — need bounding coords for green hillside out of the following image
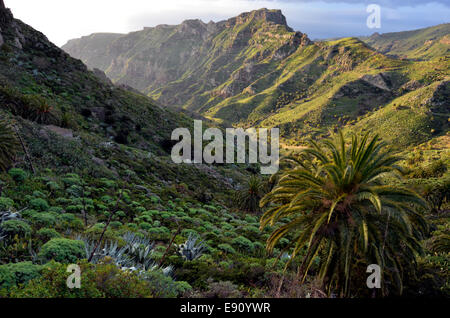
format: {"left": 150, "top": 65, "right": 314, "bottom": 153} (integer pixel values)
{"left": 0, "top": 5, "right": 250, "bottom": 203}
{"left": 0, "top": 4, "right": 448, "bottom": 299}
{"left": 63, "top": 12, "right": 449, "bottom": 150}
{"left": 63, "top": 33, "right": 123, "bottom": 70}
{"left": 361, "top": 23, "right": 450, "bottom": 60}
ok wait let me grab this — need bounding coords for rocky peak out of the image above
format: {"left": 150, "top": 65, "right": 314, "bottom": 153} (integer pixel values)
{"left": 0, "top": 1, "right": 13, "bottom": 26}
{"left": 226, "top": 8, "right": 289, "bottom": 29}
{"left": 177, "top": 19, "right": 208, "bottom": 35}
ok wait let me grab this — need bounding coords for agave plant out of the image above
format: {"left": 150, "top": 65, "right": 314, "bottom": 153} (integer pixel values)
{"left": 123, "top": 232, "right": 156, "bottom": 270}
{"left": 260, "top": 131, "right": 429, "bottom": 297}
{"left": 0, "top": 118, "right": 20, "bottom": 172}
{"left": 80, "top": 232, "right": 160, "bottom": 271}
{"left": 177, "top": 234, "right": 207, "bottom": 261}
{"left": 79, "top": 236, "right": 131, "bottom": 267}
{"left": 0, "top": 209, "right": 23, "bottom": 242}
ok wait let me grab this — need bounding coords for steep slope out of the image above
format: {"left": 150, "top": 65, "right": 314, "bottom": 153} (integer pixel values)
{"left": 63, "top": 33, "right": 123, "bottom": 70}
{"left": 63, "top": 9, "right": 449, "bottom": 149}
{"left": 361, "top": 24, "right": 450, "bottom": 60}
{"left": 0, "top": 4, "right": 247, "bottom": 200}
{"left": 63, "top": 9, "right": 311, "bottom": 109}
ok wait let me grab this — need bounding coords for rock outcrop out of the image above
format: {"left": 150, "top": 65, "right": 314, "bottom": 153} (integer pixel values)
{"left": 63, "top": 8, "right": 312, "bottom": 110}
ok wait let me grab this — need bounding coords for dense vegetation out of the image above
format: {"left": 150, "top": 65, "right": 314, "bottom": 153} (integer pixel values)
{"left": 63, "top": 11, "right": 449, "bottom": 149}
{"left": 0, "top": 5, "right": 448, "bottom": 298}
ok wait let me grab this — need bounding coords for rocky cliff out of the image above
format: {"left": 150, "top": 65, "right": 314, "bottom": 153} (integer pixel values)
{"left": 63, "top": 9, "right": 311, "bottom": 108}
{"left": 63, "top": 9, "right": 449, "bottom": 148}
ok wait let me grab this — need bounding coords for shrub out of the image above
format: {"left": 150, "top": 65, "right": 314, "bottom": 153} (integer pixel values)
{"left": 46, "top": 181, "right": 60, "bottom": 191}
{"left": 201, "top": 280, "right": 242, "bottom": 298}
{"left": 0, "top": 197, "right": 14, "bottom": 211}
{"left": 29, "top": 198, "right": 50, "bottom": 212}
{"left": 66, "top": 185, "right": 83, "bottom": 197}
{"left": 8, "top": 168, "right": 27, "bottom": 183}
{"left": 0, "top": 220, "right": 31, "bottom": 238}
{"left": 139, "top": 222, "right": 152, "bottom": 231}
{"left": 66, "top": 205, "right": 82, "bottom": 213}
{"left": 0, "top": 262, "right": 42, "bottom": 291}
{"left": 48, "top": 206, "right": 64, "bottom": 214}
{"left": 7, "top": 261, "right": 155, "bottom": 298}
{"left": 231, "top": 236, "right": 254, "bottom": 253}
{"left": 0, "top": 121, "right": 20, "bottom": 172}
{"left": 242, "top": 225, "right": 261, "bottom": 239}
{"left": 110, "top": 221, "right": 122, "bottom": 229}
{"left": 181, "top": 229, "right": 199, "bottom": 238}
{"left": 126, "top": 223, "right": 138, "bottom": 230}
{"left": 31, "top": 213, "right": 57, "bottom": 228}
{"left": 32, "top": 191, "right": 46, "bottom": 199}
{"left": 143, "top": 270, "right": 192, "bottom": 298}
{"left": 38, "top": 238, "right": 85, "bottom": 263}
{"left": 147, "top": 227, "right": 170, "bottom": 239}
{"left": 21, "top": 209, "right": 37, "bottom": 219}
{"left": 36, "top": 228, "right": 62, "bottom": 242}
{"left": 62, "top": 176, "right": 81, "bottom": 187}
{"left": 217, "top": 244, "right": 236, "bottom": 254}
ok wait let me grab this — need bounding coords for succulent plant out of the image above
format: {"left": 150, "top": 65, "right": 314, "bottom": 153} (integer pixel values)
{"left": 177, "top": 234, "right": 207, "bottom": 261}
{"left": 79, "top": 232, "right": 162, "bottom": 271}
{"left": 0, "top": 209, "right": 23, "bottom": 242}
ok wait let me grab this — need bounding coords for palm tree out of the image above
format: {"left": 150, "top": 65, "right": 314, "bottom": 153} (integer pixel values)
{"left": 260, "top": 131, "right": 428, "bottom": 297}
{"left": 235, "top": 175, "right": 266, "bottom": 214}
{"left": 0, "top": 118, "right": 20, "bottom": 172}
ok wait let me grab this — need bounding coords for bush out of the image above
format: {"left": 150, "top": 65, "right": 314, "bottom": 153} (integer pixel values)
{"left": 48, "top": 206, "right": 64, "bottom": 214}
{"left": 8, "top": 168, "right": 27, "bottom": 183}
{"left": 36, "top": 228, "right": 62, "bottom": 242}
{"left": 0, "top": 197, "right": 14, "bottom": 211}
{"left": 58, "top": 213, "right": 78, "bottom": 224}
{"left": 139, "top": 222, "right": 152, "bottom": 231}
{"left": 38, "top": 238, "right": 85, "bottom": 263}
{"left": 231, "top": 236, "right": 254, "bottom": 253}
{"left": 29, "top": 198, "right": 50, "bottom": 212}
{"left": 6, "top": 261, "right": 155, "bottom": 298}
{"left": 143, "top": 270, "right": 192, "bottom": 298}
{"left": 201, "top": 280, "right": 242, "bottom": 298}
{"left": 31, "top": 213, "right": 57, "bottom": 228}
{"left": 62, "top": 174, "right": 81, "bottom": 187}
{"left": 217, "top": 244, "right": 236, "bottom": 254}
{"left": 0, "top": 220, "right": 31, "bottom": 238}
{"left": 0, "top": 262, "right": 42, "bottom": 291}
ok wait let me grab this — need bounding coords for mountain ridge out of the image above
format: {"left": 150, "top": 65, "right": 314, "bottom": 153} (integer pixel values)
{"left": 361, "top": 23, "right": 450, "bottom": 60}
{"left": 63, "top": 9, "right": 449, "bottom": 148}
{"left": 0, "top": 3, "right": 251, "bottom": 198}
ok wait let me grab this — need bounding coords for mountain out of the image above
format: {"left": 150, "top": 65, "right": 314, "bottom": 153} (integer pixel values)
{"left": 0, "top": 3, "right": 448, "bottom": 299}
{"left": 63, "top": 9, "right": 310, "bottom": 109}
{"left": 0, "top": 4, "right": 246, "bottom": 198}
{"left": 361, "top": 24, "right": 450, "bottom": 60}
{"left": 63, "top": 11, "right": 449, "bottom": 149}
{"left": 63, "top": 33, "right": 123, "bottom": 70}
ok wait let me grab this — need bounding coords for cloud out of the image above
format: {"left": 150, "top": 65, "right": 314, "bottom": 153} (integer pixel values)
{"left": 4, "top": 0, "right": 449, "bottom": 46}
{"left": 261, "top": 0, "right": 450, "bottom": 7}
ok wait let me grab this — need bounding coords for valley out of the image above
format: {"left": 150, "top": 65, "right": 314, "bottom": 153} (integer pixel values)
{"left": 0, "top": 3, "right": 448, "bottom": 299}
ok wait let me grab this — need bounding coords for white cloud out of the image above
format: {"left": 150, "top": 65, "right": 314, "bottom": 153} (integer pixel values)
{"left": 4, "top": 0, "right": 449, "bottom": 46}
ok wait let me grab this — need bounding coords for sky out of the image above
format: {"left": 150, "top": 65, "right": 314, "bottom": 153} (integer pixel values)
{"left": 4, "top": 0, "right": 450, "bottom": 46}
